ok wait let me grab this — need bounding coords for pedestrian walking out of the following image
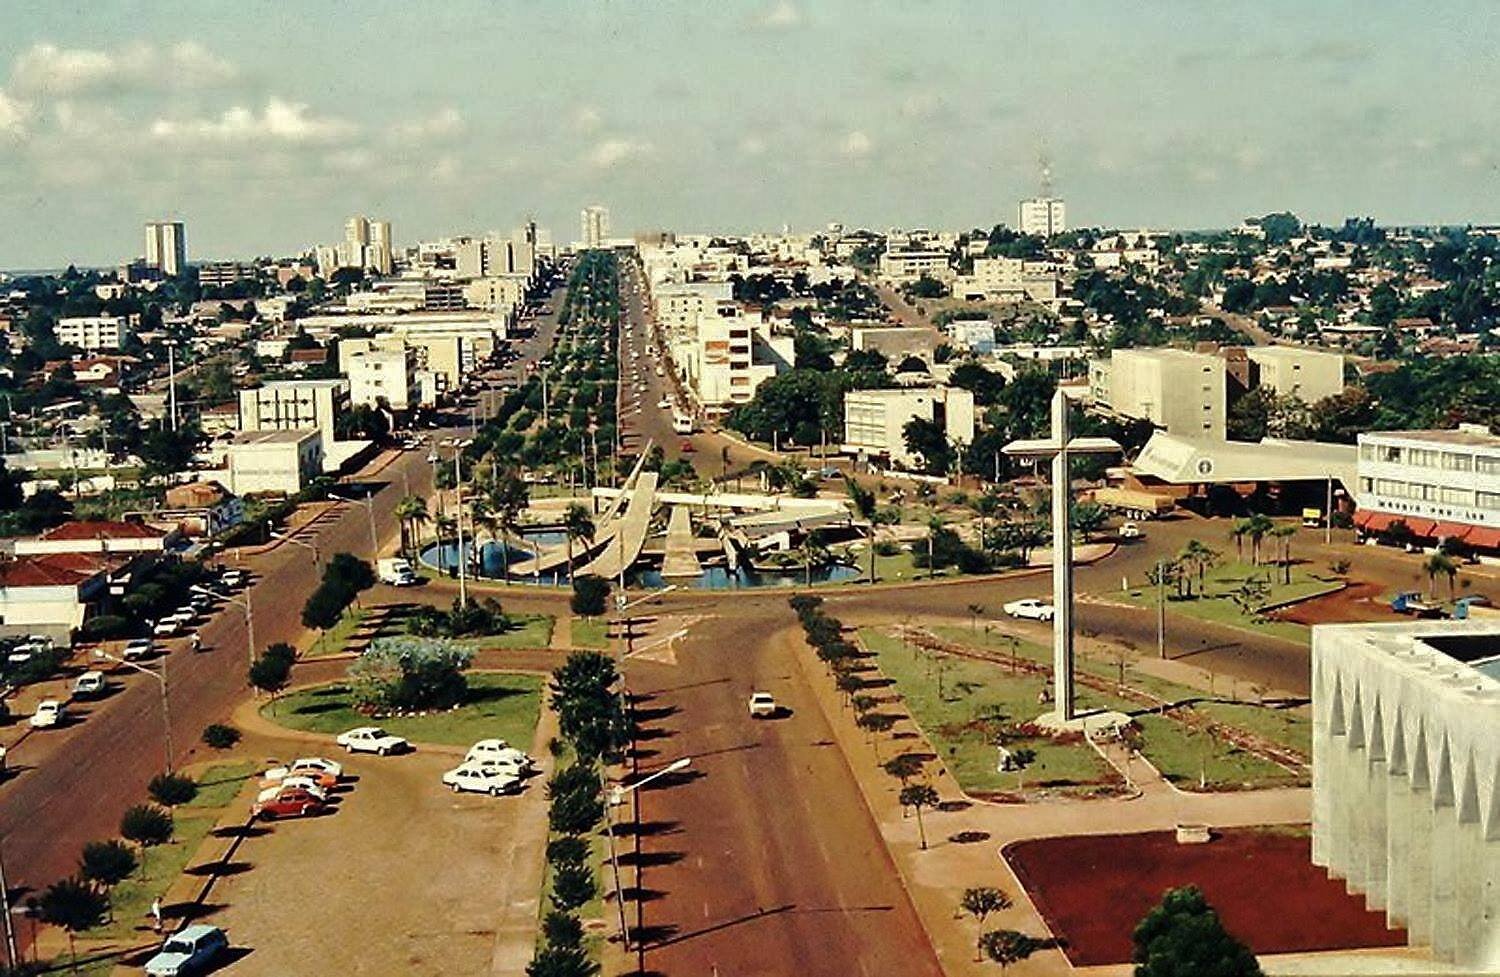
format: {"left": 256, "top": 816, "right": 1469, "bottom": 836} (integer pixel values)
{"left": 150, "top": 897, "right": 163, "bottom": 933}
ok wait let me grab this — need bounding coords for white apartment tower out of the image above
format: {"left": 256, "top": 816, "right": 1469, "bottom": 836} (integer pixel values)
{"left": 340, "top": 215, "right": 393, "bottom": 274}
{"left": 144, "top": 220, "right": 186, "bottom": 276}
{"left": 581, "top": 205, "right": 610, "bottom": 249}
{"left": 1018, "top": 197, "right": 1066, "bottom": 238}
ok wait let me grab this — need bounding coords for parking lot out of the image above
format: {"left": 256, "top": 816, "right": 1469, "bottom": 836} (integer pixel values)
{"left": 204, "top": 746, "right": 546, "bottom": 975}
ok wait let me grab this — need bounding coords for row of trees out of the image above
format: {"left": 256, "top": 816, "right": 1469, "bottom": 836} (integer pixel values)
{"left": 301, "top": 553, "right": 376, "bottom": 633}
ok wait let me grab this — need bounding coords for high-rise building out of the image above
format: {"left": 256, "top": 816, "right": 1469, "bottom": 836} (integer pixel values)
{"left": 580, "top": 205, "right": 610, "bottom": 248}
{"left": 1018, "top": 197, "right": 1066, "bottom": 237}
{"left": 144, "top": 220, "right": 186, "bottom": 276}
{"left": 336, "top": 215, "right": 393, "bottom": 274}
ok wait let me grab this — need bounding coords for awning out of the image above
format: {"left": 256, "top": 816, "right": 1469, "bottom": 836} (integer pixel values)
{"left": 1404, "top": 518, "right": 1438, "bottom": 537}
{"left": 1432, "top": 521, "right": 1473, "bottom": 541}
{"left": 1466, "top": 526, "right": 1500, "bottom": 550}
{"left": 1355, "top": 510, "right": 1399, "bottom": 533}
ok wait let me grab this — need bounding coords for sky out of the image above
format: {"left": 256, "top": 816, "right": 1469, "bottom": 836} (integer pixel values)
{"left": 1, "top": 1, "right": 1499, "bottom": 268}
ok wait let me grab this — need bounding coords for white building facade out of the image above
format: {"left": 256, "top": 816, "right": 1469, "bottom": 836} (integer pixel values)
{"left": 1247, "top": 346, "right": 1345, "bottom": 404}
{"left": 144, "top": 220, "right": 186, "bottom": 276}
{"left": 843, "top": 386, "right": 975, "bottom": 469}
{"left": 1355, "top": 426, "right": 1500, "bottom": 552}
{"left": 57, "top": 314, "right": 136, "bottom": 352}
{"left": 1018, "top": 197, "right": 1066, "bottom": 237}
{"left": 1090, "top": 348, "right": 1227, "bottom": 439}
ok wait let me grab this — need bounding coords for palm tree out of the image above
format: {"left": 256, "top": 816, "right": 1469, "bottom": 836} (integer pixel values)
{"left": 1424, "top": 552, "right": 1458, "bottom": 600}
{"left": 973, "top": 493, "right": 1001, "bottom": 551}
{"left": 1229, "top": 518, "right": 1251, "bottom": 562}
{"left": 926, "top": 515, "right": 944, "bottom": 579}
{"left": 562, "top": 503, "right": 596, "bottom": 581}
{"left": 899, "top": 783, "right": 940, "bottom": 850}
{"left": 1245, "top": 513, "right": 1274, "bottom": 565}
{"left": 394, "top": 495, "right": 429, "bottom": 561}
{"left": 1177, "top": 539, "right": 1220, "bottom": 598}
{"left": 800, "top": 532, "right": 830, "bottom": 586}
{"left": 1269, "top": 524, "right": 1297, "bottom": 585}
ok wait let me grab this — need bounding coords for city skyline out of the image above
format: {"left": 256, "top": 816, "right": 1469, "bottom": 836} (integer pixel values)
{"left": 4, "top": 1, "right": 1500, "bottom": 267}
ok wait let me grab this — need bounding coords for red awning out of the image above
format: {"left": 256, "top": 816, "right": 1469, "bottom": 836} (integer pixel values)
{"left": 1355, "top": 510, "right": 1398, "bottom": 533}
{"left": 1404, "top": 518, "right": 1438, "bottom": 538}
{"left": 1466, "top": 526, "right": 1500, "bottom": 550}
{"left": 1432, "top": 521, "right": 1473, "bottom": 541}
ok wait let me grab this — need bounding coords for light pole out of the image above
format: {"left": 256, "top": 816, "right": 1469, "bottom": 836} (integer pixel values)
{"left": 329, "top": 485, "right": 378, "bottom": 555}
{"left": 0, "top": 837, "right": 17, "bottom": 967}
{"left": 191, "top": 584, "right": 256, "bottom": 674}
{"left": 268, "top": 523, "right": 320, "bottom": 568}
{"left": 604, "top": 757, "right": 690, "bottom": 953}
{"left": 95, "top": 649, "right": 173, "bottom": 773}
{"left": 447, "top": 438, "right": 474, "bottom": 608}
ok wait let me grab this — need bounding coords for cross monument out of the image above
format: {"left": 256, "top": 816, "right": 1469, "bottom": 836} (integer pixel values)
{"left": 1003, "top": 388, "right": 1119, "bottom": 725}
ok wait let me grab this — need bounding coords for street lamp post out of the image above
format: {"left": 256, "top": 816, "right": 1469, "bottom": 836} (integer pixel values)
{"left": 0, "top": 837, "right": 17, "bottom": 967}
{"left": 191, "top": 584, "right": 256, "bottom": 674}
{"left": 329, "top": 485, "right": 378, "bottom": 555}
{"left": 268, "top": 523, "right": 320, "bottom": 568}
{"left": 604, "top": 757, "right": 690, "bottom": 954}
{"left": 447, "top": 438, "right": 474, "bottom": 608}
{"left": 95, "top": 649, "right": 173, "bottom": 773}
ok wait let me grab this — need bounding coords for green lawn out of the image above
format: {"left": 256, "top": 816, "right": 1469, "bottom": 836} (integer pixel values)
{"left": 86, "top": 812, "right": 217, "bottom": 941}
{"left": 303, "top": 607, "right": 368, "bottom": 658}
{"left": 860, "top": 630, "right": 1116, "bottom": 795}
{"left": 1113, "top": 560, "right": 1339, "bottom": 644}
{"left": 472, "top": 614, "right": 555, "bottom": 650}
{"left": 1134, "top": 714, "right": 1303, "bottom": 790}
{"left": 266, "top": 672, "right": 543, "bottom": 748}
{"left": 570, "top": 617, "right": 609, "bottom": 649}
{"left": 185, "top": 762, "right": 256, "bottom": 810}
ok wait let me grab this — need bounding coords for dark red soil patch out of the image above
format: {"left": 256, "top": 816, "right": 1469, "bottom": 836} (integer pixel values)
{"left": 1004, "top": 829, "right": 1405, "bottom": 966}
{"left": 1274, "top": 581, "right": 1396, "bottom": 626}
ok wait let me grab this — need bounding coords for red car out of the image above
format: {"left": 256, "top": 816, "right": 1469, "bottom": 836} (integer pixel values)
{"left": 252, "top": 786, "right": 325, "bottom": 820}
{"left": 679, "top": 440, "right": 696, "bottom": 453}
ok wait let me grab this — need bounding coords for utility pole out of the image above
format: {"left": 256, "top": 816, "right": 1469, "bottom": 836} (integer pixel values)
{"left": 1325, "top": 474, "right": 1334, "bottom": 546}
{"left": 454, "top": 446, "right": 468, "bottom": 609}
{"left": 166, "top": 341, "right": 179, "bottom": 432}
{"left": 0, "top": 835, "right": 17, "bottom": 967}
{"left": 1156, "top": 559, "right": 1167, "bottom": 659}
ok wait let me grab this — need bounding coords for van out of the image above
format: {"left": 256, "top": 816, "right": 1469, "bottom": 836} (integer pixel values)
{"left": 378, "top": 557, "right": 417, "bottom": 586}
{"left": 671, "top": 412, "right": 695, "bottom": 435}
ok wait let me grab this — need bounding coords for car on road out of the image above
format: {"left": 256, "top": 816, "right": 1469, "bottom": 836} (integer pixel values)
{"left": 152, "top": 618, "right": 182, "bottom": 637}
{"left": 1003, "top": 598, "right": 1056, "bottom": 622}
{"left": 679, "top": 440, "right": 695, "bottom": 453}
{"left": 1119, "top": 522, "right": 1142, "bottom": 540}
{"left": 465, "top": 739, "right": 535, "bottom": 773}
{"left": 29, "top": 700, "right": 63, "bottom": 728}
{"left": 748, "top": 692, "right": 778, "bottom": 718}
{"left": 72, "top": 671, "right": 107, "bottom": 698}
{"left": 252, "top": 785, "right": 326, "bottom": 820}
{"left": 143, "top": 924, "right": 229, "bottom": 977}
{"left": 123, "top": 638, "right": 154, "bottom": 660}
{"left": 441, "top": 763, "right": 521, "bottom": 796}
{"left": 337, "top": 726, "right": 410, "bottom": 755}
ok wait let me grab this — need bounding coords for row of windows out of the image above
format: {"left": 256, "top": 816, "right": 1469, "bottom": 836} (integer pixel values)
{"left": 1363, "top": 478, "right": 1500, "bottom": 511}
{"left": 1360, "top": 443, "right": 1500, "bottom": 474}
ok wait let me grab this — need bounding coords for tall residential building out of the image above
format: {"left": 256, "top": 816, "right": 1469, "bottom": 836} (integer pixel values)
{"left": 144, "top": 220, "right": 186, "bottom": 276}
{"left": 57, "top": 314, "right": 137, "bottom": 352}
{"left": 1018, "top": 197, "right": 1066, "bottom": 237}
{"left": 1089, "top": 348, "right": 1226, "bottom": 439}
{"left": 337, "top": 215, "right": 392, "bottom": 274}
{"left": 581, "top": 205, "right": 610, "bottom": 248}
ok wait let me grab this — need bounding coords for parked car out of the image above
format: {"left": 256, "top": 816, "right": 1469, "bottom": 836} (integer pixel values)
{"left": 220, "top": 569, "right": 246, "bottom": 589}
{"left": 748, "top": 692, "right": 778, "bottom": 719}
{"left": 284, "top": 756, "right": 343, "bottom": 780}
{"left": 465, "top": 739, "right": 535, "bottom": 772}
{"left": 143, "top": 924, "right": 229, "bottom": 977}
{"left": 123, "top": 638, "right": 154, "bottom": 660}
{"left": 1003, "top": 598, "right": 1056, "bottom": 622}
{"left": 72, "top": 671, "right": 107, "bottom": 698}
{"left": 29, "top": 700, "right": 63, "bottom": 728}
{"left": 441, "top": 763, "right": 521, "bottom": 796}
{"left": 252, "top": 785, "right": 325, "bottom": 820}
{"left": 262, "top": 764, "right": 338, "bottom": 790}
{"left": 336, "top": 727, "right": 410, "bottom": 755}
{"left": 152, "top": 619, "right": 182, "bottom": 638}
{"left": 1119, "top": 522, "right": 1142, "bottom": 540}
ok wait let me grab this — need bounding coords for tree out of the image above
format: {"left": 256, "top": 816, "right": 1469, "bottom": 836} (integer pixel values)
{"left": 1132, "top": 886, "right": 1261, "bottom": 977}
{"left": 1243, "top": 514, "right": 1274, "bottom": 565}
{"left": 967, "top": 603, "right": 986, "bottom": 633}
{"left": 1176, "top": 539, "right": 1220, "bottom": 599}
{"left": 1269, "top": 524, "right": 1296, "bottom": 585}
{"left": 120, "top": 803, "right": 173, "bottom": 850}
{"left": 562, "top": 503, "right": 595, "bottom": 579}
{"left": 1229, "top": 574, "right": 1271, "bottom": 620}
{"left": 980, "top": 929, "right": 1041, "bottom": 972}
{"left": 961, "top": 887, "right": 1014, "bottom": 960}
{"left": 248, "top": 650, "right": 292, "bottom": 707}
{"left": 1424, "top": 551, "right": 1459, "bottom": 600}
{"left": 79, "top": 840, "right": 137, "bottom": 899}
{"left": 1070, "top": 502, "right": 1107, "bottom": 542}
{"left": 348, "top": 635, "right": 473, "bottom": 712}
{"left": 570, "top": 574, "right": 610, "bottom": 618}
{"left": 542, "top": 910, "right": 585, "bottom": 949}
{"left": 201, "top": 723, "right": 240, "bottom": 750}
{"left": 325, "top": 552, "right": 376, "bottom": 599}
{"left": 903, "top": 416, "right": 954, "bottom": 476}
{"left": 394, "top": 495, "right": 430, "bottom": 559}
{"left": 301, "top": 580, "right": 350, "bottom": 632}
{"left": 899, "top": 783, "right": 940, "bottom": 850}
{"left": 147, "top": 772, "right": 198, "bottom": 807}
{"left": 550, "top": 862, "right": 597, "bottom": 912}
{"left": 526, "top": 945, "right": 598, "bottom": 977}
{"left": 39, "top": 877, "right": 109, "bottom": 971}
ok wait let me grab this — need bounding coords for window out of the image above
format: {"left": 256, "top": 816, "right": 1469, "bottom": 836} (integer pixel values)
{"left": 1443, "top": 453, "right": 1474, "bottom": 472}
{"left": 1478, "top": 456, "right": 1500, "bottom": 476}
{"left": 1478, "top": 492, "right": 1500, "bottom": 510}
{"left": 1438, "top": 486, "right": 1471, "bottom": 505}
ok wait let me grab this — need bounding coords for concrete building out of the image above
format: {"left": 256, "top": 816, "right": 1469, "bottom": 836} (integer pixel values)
{"left": 683, "top": 307, "right": 794, "bottom": 414}
{"left": 955, "top": 257, "right": 1059, "bottom": 304}
{"left": 149, "top": 480, "right": 244, "bottom": 538}
{"left": 237, "top": 379, "right": 349, "bottom": 463}
{"left": 1312, "top": 621, "right": 1500, "bottom": 970}
{"left": 1246, "top": 345, "right": 1345, "bottom": 403}
{"left": 877, "top": 248, "right": 951, "bottom": 284}
{"left": 339, "top": 334, "right": 461, "bottom": 404}
{"left": 1090, "top": 348, "right": 1227, "bottom": 439}
{"left": 345, "top": 345, "right": 423, "bottom": 413}
{"left": 225, "top": 429, "right": 323, "bottom": 495}
{"left": 849, "top": 326, "right": 941, "bottom": 360}
{"left": 144, "top": 220, "right": 186, "bottom": 276}
{"left": 15, "top": 520, "right": 173, "bottom": 557}
{"left": 946, "top": 320, "right": 995, "bottom": 355}
{"left": 0, "top": 553, "right": 120, "bottom": 639}
{"left": 337, "top": 215, "right": 393, "bottom": 274}
{"left": 1018, "top": 197, "right": 1066, "bottom": 237}
{"left": 298, "top": 311, "right": 505, "bottom": 369}
{"left": 1355, "top": 425, "right": 1500, "bottom": 552}
{"left": 581, "top": 205, "right": 610, "bottom": 248}
{"left": 843, "top": 386, "right": 975, "bottom": 469}
{"left": 56, "top": 314, "right": 135, "bottom": 352}
{"left": 463, "top": 274, "right": 529, "bottom": 315}
{"left": 197, "top": 262, "right": 254, "bottom": 288}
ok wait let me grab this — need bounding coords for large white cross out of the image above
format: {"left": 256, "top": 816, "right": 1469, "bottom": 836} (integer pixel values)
{"left": 1003, "top": 389, "right": 1119, "bottom": 724}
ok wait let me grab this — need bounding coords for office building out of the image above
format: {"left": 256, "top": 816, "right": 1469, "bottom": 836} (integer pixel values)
{"left": 1246, "top": 346, "right": 1345, "bottom": 404}
{"left": 1312, "top": 621, "right": 1500, "bottom": 970}
{"left": 56, "top": 314, "right": 136, "bottom": 352}
{"left": 237, "top": 379, "right": 349, "bottom": 464}
{"left": 1354, "top": 425, "right": 1500, "bottom": 553}
{"left": 1018, "top": 196, "right": 1066, "bottom": 237}
{"left": 345, "top": 346, "right": 424, "bottom": 413}
{"left": 683, "top": 307, "right": 794, "bottom": 414}
{"left": 225, "top": 429, "right": 323, "bottom": 495}
{"left": 581, "top": 205, "right": 610, "bottom": 248}
{"left": 1089, "top": 348, "right": 1227, "bottom": 439}
{"left": 144, "top": 220, "right": 186, "bottom": 276}
{"left": 877, "top": 248, "right": 951, "bottom": 284}
{"left": 197, "top": 262, "right": 255, "bottom": 288}
{"left": 843, "top": 387, "right": 976, "bottom": 469}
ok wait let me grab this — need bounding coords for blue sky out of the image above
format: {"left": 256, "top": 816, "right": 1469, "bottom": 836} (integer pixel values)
{"left": 1, "top": 1, "right": 1498, "bottom": 267}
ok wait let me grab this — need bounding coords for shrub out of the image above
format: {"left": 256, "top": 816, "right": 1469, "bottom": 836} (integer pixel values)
{"left": 201, "top": 723, "right": 241, "bottom": 750}
{"left": 348, "top": 635, "right": 473, "bottom": 712}
{"left": 80, "top": 614, "right": 131, "bottom": 641}
{"left": 542, "top": 910, "right": 584, "bottom": 949}
{"left": 263, "top": 642, "right": 297, "bottom": 667}
{"left": 119, "top": 804, "right": 173, "bottom": 848}
{"left": 79, "top": 839, "right": 137, "bottom": 889}
{"left": 549, "top": 862, "right": 597, "bottom": 912}
{"left": 147, "top": 772, "right": 198, "bottom": 807}
{"left": 570, "top": 575, "right": 610, "bottom": 618}
{"left": 873, "top": 539, "right": 902, "bottom": 557}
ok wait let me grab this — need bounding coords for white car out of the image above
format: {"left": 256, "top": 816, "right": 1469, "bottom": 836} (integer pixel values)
{"left": 441, "top": 763, "right": 521, "bottom": 796}
{"left": 287, "top": 756, "right": 344, "bottom": 780}
{"left": 465, "top": 740, "right": 535, "bottom": 774}
{"left": 152, "top": 619, "right": 182, "bottom": 637}
{"left": 657, "top": 398, "right": 672, "bottom": 410}
{"left": 748, "top": 692, "right": 778, "bottom": 719}
{"left": 72, "top": 671, "right": 107, "bottom": 698}
{"left": 1119, "top": 522, "right": 1142, "bottom": 540}
{"left": 1003, "top": 598, "right": 1056, "bottom": 622}
{"left": 336, "top": 726, "right": 410, "bottom": 755}
{"left": 122, "top": 638, "right": 154, "bottom": 660}
{"left": 255, "top": 778, "right": 328, "bottom": 802}
{"left": 29, "top": 700, "right": 63, "bottom": 728}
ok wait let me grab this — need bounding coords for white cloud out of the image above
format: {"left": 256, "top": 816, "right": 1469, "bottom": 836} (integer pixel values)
{"left": 840, "top": 130, "right": 873, "bottom": 158}
{"left": 389, "top": 106, "right": 464, "bottom": 142}
{"left": 739, "top": 135, "right": 767, "bottom": 156}
{"left": 758, "top": 1, "right": 803, "bottom": 29}
{"left": 10, "top": 41, "right": 237, "bottom": 95}
{"left": 572, "top": 105, "right": 602, "bottom": 133}
{"left": 0, "top": 89, "right": 31, "bottom": 137}
{"left": 150, "top": 97, "right": 355, "bottom": 145}
{"left": 587, "top": 137, "right": 652, "bottom": 169}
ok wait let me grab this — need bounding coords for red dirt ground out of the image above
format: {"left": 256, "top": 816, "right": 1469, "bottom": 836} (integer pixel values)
{"left": 1273, "top": 580, "right": 1399, "bottom": 626}
{"left": 1004, "top": 829, "right": 1406, "bottom": 966}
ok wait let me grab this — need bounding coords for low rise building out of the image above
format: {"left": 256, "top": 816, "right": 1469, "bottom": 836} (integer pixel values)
{"left": 849, "top": 325, "right": 941, "bottom": 360}
{"left": 56, "top": 314, "right": 136, "bottom": 352}
{"left": 142, "top": 481, "right": 244, "bottom": 538}
{"left": 842, "top": 386, "right": 975, "bottom": 469}
{"left": 225, "top": 429, "right": 323, "bottom": 495}
{"left": 15, "top": 519, "right": 173, "bottom": 557}
{"left": 238, "top": 379, "right": 349, "bottom": 463}
{"left": 1246, "top": 345, "right": 1345, "bottom": 403}
{"left": 954, "top": 257, "right": 1059, "bottom": 304}
{"left": 1354, "top": 425, "right": 1500, "bottom": 553}
{"left": 878, "top": 248, "right": 951, "bottom": 284}
{"left": 0, "top": 553, "right": 123, "bottom": 639}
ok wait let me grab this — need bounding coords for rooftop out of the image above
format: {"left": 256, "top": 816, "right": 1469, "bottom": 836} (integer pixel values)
{"left": 36, "top": 520, "right": 167, "bottom": 541}
{"left": 1364, "top": 427, "right": 1500, "bottom": 449}
{"left": 0, "top": 552, "right": 122, "bottom": 588}
{"left": 229, "top": 429, "right": 319, "bottom": 446}
{"left": 1132, "top": 431, "right": 1357, "bottom": 486}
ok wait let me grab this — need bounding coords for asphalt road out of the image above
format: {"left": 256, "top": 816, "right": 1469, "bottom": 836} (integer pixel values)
{"left": 625, "top": 596, "right": 943, "bottom": 977}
